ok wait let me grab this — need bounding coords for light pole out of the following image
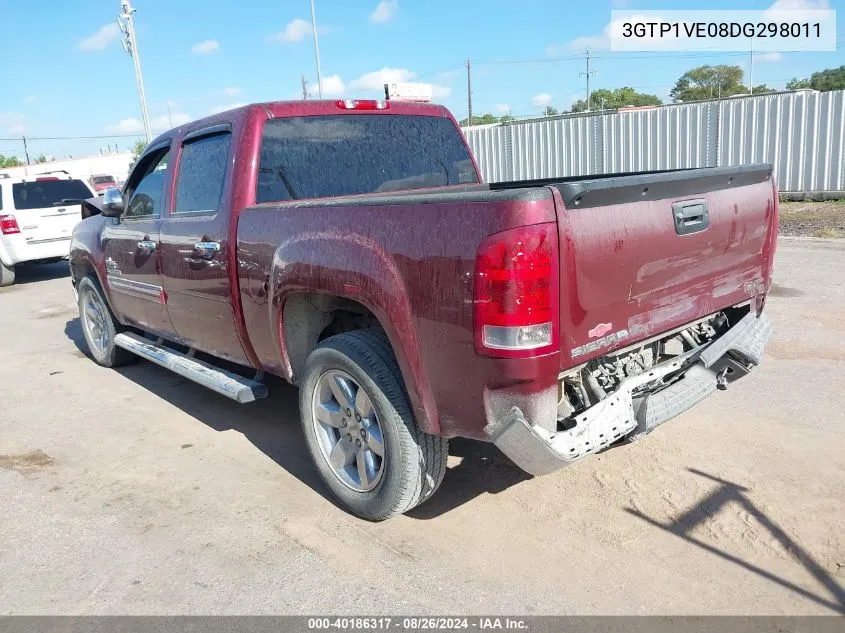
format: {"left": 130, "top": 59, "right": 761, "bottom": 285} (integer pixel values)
{"left": 118, "top": 0, "right": 152, "bottom": 142}
{"left": 309, "top": 0, "right": 323, "bottom": 98}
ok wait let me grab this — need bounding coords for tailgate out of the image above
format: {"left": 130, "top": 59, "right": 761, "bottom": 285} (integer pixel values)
{"left": 553, "top": 165, "right": 777, "bottom": 368}
{"left": 14, "top": 204, "right": 82, "bottom": 245}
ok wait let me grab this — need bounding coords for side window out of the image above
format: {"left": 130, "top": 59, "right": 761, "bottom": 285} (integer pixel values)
{"left": 174, "top": 132, "right": 231, "bottom": 214}
{"left": 123, "top": 148, "right": 170, "bottom": 219}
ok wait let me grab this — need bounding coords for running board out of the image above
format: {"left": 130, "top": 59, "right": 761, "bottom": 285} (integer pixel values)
{"left": 114, "top": 332, "right": 268, "bottom": 403}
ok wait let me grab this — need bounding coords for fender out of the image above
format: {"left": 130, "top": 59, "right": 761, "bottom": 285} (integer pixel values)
{"left": 69, "top": 218, "right": 115, "bottom": 314}
{"left": 270, "top": 230, "right": 440, "bottom": 435}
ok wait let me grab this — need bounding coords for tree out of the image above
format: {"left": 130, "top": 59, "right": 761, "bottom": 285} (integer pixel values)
{"left": 499, "top": 114, "right": 515, "bottom": 123}
{"left": 787, "top": 65, "right": 845, "bottom": 92}
{"left": 786, "top": 77, "right": 812, "bottom": 90}
{"left": 459, "top": 113, "right": 498, "bottom": 126}
{"left": 670, "top": 65, "right": 748, "bottom": 101}
{"left": 0, "top": 155, "right": 21, "bottom": 168}
{"left": 571, "top": 87, "right": 662, "bottom": 112}
{"left": 751, "top": 84, "right": 776, "bottom": 94}
{"left": 35, "top": 154, "right": 47, "bottom": 163}
{"left": 543, "top": 106, "right": 559, "bottom": 117}
{"left": 129, "top": 139, "right": 148, "bottom": 166}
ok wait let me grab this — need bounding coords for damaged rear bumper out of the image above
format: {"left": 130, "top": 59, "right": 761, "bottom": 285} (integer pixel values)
{"left": 484, "top": 311, "right": 772, "bottom": 476}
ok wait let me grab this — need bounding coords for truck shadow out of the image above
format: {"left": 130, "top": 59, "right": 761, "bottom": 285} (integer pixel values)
{"left": 64, "top": 317, "right": 532, "bottom": 519}
{"left": 627, "top": 468, "right": 845, "bottom": 614}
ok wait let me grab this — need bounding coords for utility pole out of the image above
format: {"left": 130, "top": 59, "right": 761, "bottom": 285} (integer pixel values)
{"left": 301, "top": 74, "right": 309, "bottom": 100}
{"left": 749, "top": 38, "right": 754, "bottom": 96}
{"left": 22, "top": 136, "right": 30, "bottom": 165}
{"left": 118, "top": 0, "right": 152, "bottom": 142}
{"left": 166, "top": 101, "right": 173, "bottom": 128}
{"left": 466, "top": 59, "right": 473, "bottom": 126}
{"left": 580, "top": 49, "right": 597, "bottom": 112}
{"left": 309, "top": 0, "right": 323, "bottom": 98}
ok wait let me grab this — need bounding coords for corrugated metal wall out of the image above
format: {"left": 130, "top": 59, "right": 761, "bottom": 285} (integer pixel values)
{"left": 463, "top": 90, "right": 845, "bottom": 193}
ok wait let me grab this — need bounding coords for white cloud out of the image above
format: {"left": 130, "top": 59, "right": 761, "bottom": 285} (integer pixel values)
{"left": 495, "top": 104, "right": 511, "bottom": 114}
{"left": 209, "top": 103, "right": 247, "bottom": 115}
{"left": 430, "top": 84, "right": 451, "bottom": 98}
{"left": 370, "top": 0, "right": 398, "bottom": 23}
{"left": 767, "top": 0, "right": 829, "bottom": 9}
{"left": 223, "top": 87, "right": 241, "bottom": 96}
{"left": 78, "top": 23, "right": 120, "bottom": 51}
{"left": 319, "top": 74, "right": 346, "bottom": 96}
{"left": 2, "top": 112, "right": 25, "bottom": 134}
{"left": 346, "top": 68, "right": 449, "bottom": 99}
{"left": 273, "top": 18, "right": 313, "bottom": 43}
{"left": 755, "top": 52, "right": 783, "bottom": 63}
{"left": 764, "top": 0, "right": 831, "bottom": 22}
{"left": 105, "top": 113, "right": 192, "bottom": 134}
{"left": 532, "top": 93, "right": 553, "bottom": 108}
{"left": 22, "top": 96, "right": 38, "bottom": 105}
{"left": 349, "top": 67, "right": 415, "bottom": 91}
{"left": 567, "top": 24, "right": 613, "bottom": 51}
{"left": 191, "top": 39, "right": 220, "bottom": 55}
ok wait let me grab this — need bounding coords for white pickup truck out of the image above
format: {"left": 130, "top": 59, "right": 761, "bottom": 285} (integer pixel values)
{"left": 0, "top": 172, "right": 94, "bottom": 286}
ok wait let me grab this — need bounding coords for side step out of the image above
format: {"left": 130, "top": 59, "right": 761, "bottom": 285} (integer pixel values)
{"left": 114, "top": 332, "right": 268, "bottom": 404}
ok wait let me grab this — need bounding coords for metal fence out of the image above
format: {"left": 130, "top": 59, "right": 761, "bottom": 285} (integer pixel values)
{"left": 462, "top": 90, "right": 845, "bottom": 194}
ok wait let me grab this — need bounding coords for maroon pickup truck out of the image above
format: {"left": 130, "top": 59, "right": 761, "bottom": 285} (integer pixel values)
{"left": 70, "top": 99, "right": 777, "bottom": 520}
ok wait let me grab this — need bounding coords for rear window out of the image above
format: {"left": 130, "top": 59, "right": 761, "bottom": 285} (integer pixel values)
{"left": 256, "top": 114, "right": 478, "bottom": 203}
{"left": 12, "top": 180, "right": 92, "bottom": 210}
{"left": 91, "top": 175, "right": 114, "bottom": 185}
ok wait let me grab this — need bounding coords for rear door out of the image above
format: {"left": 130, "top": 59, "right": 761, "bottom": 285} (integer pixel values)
{"left": 158, "top": 125, "right": 249, "bottom": 365}
{"left": 100, "top": 143, "right": 175, "bottom": 337}
{"left": 10, "top": 178, "right": 92, "bottom": 247}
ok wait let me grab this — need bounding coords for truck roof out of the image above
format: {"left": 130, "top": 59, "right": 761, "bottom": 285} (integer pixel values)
{"left": 148, "top": 100, "right": 453, "bottom": 148}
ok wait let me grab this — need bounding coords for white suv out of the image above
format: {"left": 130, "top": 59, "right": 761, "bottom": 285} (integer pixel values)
{"left": 0, "top": 172, "right": 95, "bottom": 286}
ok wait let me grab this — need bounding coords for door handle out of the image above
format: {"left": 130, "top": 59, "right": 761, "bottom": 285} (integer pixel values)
{"left": 137, "top": 239, "right": 157, "bottom": 254}
{"left": 672, "top": 199, "right": 709, "bottom": 235}
{"left": 193, "top": 241, "right": 221, "bottom": 259}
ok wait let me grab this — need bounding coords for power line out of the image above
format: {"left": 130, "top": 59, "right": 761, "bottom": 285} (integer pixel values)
{"left": 0, "top": 134, "right": 144, "bottom": 141}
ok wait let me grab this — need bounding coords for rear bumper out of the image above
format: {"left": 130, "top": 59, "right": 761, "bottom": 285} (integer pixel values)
{"left": 485, "top": 311, "right": 772, "bottom": 476}
{"left": 0, "top": 234, "right": 72, "bottom": 266}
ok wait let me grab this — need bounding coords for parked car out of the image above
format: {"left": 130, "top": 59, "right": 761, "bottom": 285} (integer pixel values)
{"left": 0, "top": 172, "right": 95, "bottom": 286}
{"left": 69, "top": 100, "right": 777, "bottom": 520}
{"left": 88, "top": 174, "right": 117, "bottom": 195}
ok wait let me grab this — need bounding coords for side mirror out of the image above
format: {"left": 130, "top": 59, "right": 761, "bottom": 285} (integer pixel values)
{"left": 101, "top": 187, "right": 124, "bottom": 217}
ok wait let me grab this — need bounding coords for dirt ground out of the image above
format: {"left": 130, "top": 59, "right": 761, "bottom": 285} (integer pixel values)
{"left": 0, "top": 238, "right": 843, "bottom": 615}
{"left": 779, "top": 200, "right": 845, "bottom": 238}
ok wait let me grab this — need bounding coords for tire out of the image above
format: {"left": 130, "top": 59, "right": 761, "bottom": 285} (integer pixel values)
{"left": 0, "top": 260, "right": 15, "bottom": 287}
{"left": 299, "top": 329, "right": 448, "bottom": 521}
{"left": 77, "top": 276, "right": 136, "bottom": 367}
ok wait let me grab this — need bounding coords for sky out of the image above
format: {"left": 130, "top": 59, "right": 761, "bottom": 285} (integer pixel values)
{"left": 0, "top": 0, "right": 842, "bottom": 161}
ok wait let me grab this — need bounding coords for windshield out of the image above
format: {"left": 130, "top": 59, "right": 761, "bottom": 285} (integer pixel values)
{"left": 12, "top": 180, "right": 92, "bottom": 210}
{"left": 256, "top": 114, "right": 478, "bottom": 203}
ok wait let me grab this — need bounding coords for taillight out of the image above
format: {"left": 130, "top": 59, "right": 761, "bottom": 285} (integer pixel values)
{"left": 0, "top": 215, "right": 21, "bottom": 235}
{"left": 474, "top": 222, "right": 559, "bottom": 357}
{"left": 335, "top": 99, "right": 390, "bottom": 110}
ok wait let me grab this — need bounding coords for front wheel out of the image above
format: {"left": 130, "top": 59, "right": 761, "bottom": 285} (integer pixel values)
{"left": 0, "top": 260, "right": 15, "bottom": 287}
{"left": 299, "top": 329, "right": 448, "bottom": 521}
{"left": 77, "top": 277, "right": 136, "bottom": 367}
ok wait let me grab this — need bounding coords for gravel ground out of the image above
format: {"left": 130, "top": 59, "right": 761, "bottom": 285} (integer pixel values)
{"left": 779, "top": 200, "right": 845, "bottom": 238}
{"left": 0, "top": 238, "right": 843, "bottom": 615}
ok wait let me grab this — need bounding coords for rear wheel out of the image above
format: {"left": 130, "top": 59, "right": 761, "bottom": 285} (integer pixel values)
{"left": 0, "top": 260, "right": 15, "bottom": 287}
{"left": 77, "top": 277, "right": 136, "bottom": 367}
{"left": 299, "top": 329, "right": 448, "bottom": 521}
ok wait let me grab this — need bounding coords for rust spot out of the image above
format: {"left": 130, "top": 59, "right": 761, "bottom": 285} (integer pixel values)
{"left": 0, "top": 450, "right": 55, "bottom": 472}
